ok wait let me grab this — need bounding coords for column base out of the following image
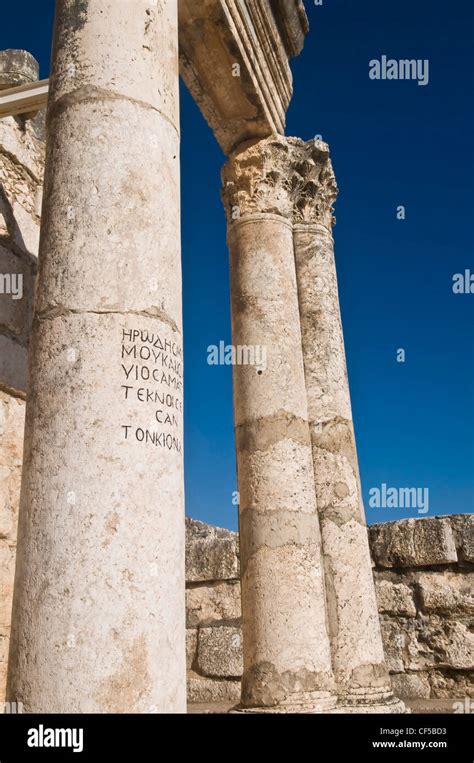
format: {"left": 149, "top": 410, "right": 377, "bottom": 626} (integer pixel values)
{"left": 230, "top": 693, "right": 338, "bottom": 714}
{"left": 332, "top": 689, "right": 409, "bottom": 714}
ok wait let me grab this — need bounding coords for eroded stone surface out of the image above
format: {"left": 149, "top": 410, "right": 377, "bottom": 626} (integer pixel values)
{"left": 197, "top": 625, "right": 243, "bottom": 678}
{"left": 179, "top": 1, "right": 308, "bottom": 154}
{"left": 0, "top": 391, "right": 24, "bottom": 541}
{"left": 451, "top": 514, "right": 474, "bottom": 564}
{"left": 186, "top": 518, "right": 239, "bottom": 582}
{"left": 286, "top": 137, "right": 394, "bottom": 707}
{"left": 186, "top": 629, "right": 198, "bottom": 671}
{"left": 417, "top": 572, "right": 474, "bottom": 615}
{"left": 6, "top": 2, "right": 186, "bottom": 714}
{"left": 370, "top": 517, "right": 458, "bottom": 568}
{"left": 187, "top": 675, "right": 240, "bottom": 704}
{"left": 0, "top": 51, "right": 44, "bottom": 400}
{"left": 391, "top": 672, "right": 431, "bottom": 700}
{"left": 381, "top": 616, "right": 473, "bottom": 672}
{"left": 186, "top": 581, "right": 241, "bottom": 627}
{"left": 0, "top": 542, "right": 15, "bottom": 698}
{"left": 221, "top": 136, "right": 336, "bottom": 711}
{"left": 0, "top": 390, "right": 25, "bottom": 698}
{"left": 184, "top": 515, "right": 473, "bottom": 706}
{"left": 0, "top": 50, "right": 38, "bottom": 90}
{"left": 0, "top": 16, "right": 471, "bottom": 714}
{"left": 375, "top": 579, "right": 416, "bottom": 618}
{"left": 0, "top": 542, "right": 15, "bottom": 627}
{"left": 429, "top": 670, "right": 474, "bottom": 699}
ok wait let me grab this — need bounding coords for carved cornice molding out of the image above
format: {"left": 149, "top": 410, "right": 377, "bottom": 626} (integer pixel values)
{"left": 271, "top": 0, "right": 309, "bottom": 58}
{"left": 179, "top": 0, "right": 309, "bottom": 155}
{"left": 221, "top": 135, "right": 338, "bottom": 227}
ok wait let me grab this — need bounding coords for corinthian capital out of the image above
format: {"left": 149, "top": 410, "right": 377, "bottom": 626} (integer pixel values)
{"left": 221, "top": 135, "right": 338, "bottom": 227}
{"left": 289, "top": 138, "right": 338, "bottom": 227}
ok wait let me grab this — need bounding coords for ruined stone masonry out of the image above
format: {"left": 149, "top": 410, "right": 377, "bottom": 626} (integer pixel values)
{"left": 2, "top": 513, "right": 473, "bottom": 703}
{"left": 0, "top": 1, "right": 471, "bottom": 713}
{"left": 0, "top": 50, "right": 45, "bottom": 703}
{"left": 186, "top": 516, "right": 474, "bottom": 705}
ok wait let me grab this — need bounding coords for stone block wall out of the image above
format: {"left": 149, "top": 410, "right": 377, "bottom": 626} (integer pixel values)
{"left": 370, "top": 515, "right": 473, "bottom": 700}
{"left": 2, "top": 512, "right": 471, "bottom": 703}
{"left": 186, "top": 515, "right": 473, "bottom": 703}
{"left": 0, "top": 105, "right": 45, "bottom": 697}
{"left": 185, "top": 519, "right": 242, "bottom": 703}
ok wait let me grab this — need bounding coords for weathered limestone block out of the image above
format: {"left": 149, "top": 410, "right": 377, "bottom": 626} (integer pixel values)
{"left": 8, "top": 201, "right": 40, "bottom": 257}
{"left": 184, "top": 515, "right": 473, "bottom": 704}
{"left": 0, "top": 79, "right": 44, "bottom": 265}
{"left": 186, "top": 581, "right": 241, "bottom": 627}
{"left": 423, "top": 619, "right": 473, "bottom": 670}
{"left": 429, "top": 670, "right": 474, "bottom": 699}
{"left": 370, "top": 517, "right": 458, "bottom": 568}
{"left": 197, "top": 625, "right": 243, "bottom": 678}
{"left": 391, "top": 672, "right": 431, "bottom": 700}
{"left": 451, "top": 514, "right": 474, "bottom": 564}
{"left": 187, "top": 674, "right": 241, "bottom": 704}
{"left": 379, "top": 620, "right": 407, "bottom": 674}
{"left": 0, "top": 115, "right": 45, "bottom": 181}
{"left": 185, "top": 518, "right": 239, "bottom": 582}
{"left": 0, "top": 50, "right": 38, "bottom": 90}
{"left": 0, "top": 391, "right": 24, "bottom": 541}
{"left": 417, "top": 572, "right": 474, "bottom": 616}
{"left": 381, "top": 616, "right": 474, "bottom": 673}
{"left": 375, "top": 579, "right": 416, "bottom": 618}
{"left": 1, "top": 4, "right": 308, "bottom": 154}
{"left": 186, "top": 629, "right": 198, "bottom": 671}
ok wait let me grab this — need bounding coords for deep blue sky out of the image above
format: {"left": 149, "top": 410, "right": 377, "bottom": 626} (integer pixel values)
{"left": 2, "top": 1, "right": 473, "bottom": 529}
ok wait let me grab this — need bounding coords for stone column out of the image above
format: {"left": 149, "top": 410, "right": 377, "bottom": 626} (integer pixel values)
{"left": 221, "top": 136, "right": 336, "bottom": 713}
{"left": 7, "top": 0, "right": 186, "bottom": 713}
{"left": 291, "top": 138, "right": 404, "bottom": 712}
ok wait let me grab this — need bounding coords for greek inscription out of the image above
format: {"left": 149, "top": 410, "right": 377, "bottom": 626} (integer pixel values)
{"left": 120, "top": 327, "right": 183, "bottom": 453}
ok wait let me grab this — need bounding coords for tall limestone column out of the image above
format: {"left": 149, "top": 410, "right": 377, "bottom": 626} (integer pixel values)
{"left": 7, "top": 0, "right": 186, "bottom": 712}
{"left": 221, "top": 136, "right": 336, "bottom": 712}
{"left": 291, "top": 138, "right": 404, "bottom": 712}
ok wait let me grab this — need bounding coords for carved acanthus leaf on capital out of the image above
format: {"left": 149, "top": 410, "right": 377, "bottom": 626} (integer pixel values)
{"left": 221, "top": 135, "right": 338, "bottom": 227}
{"left": 221, "top": 135, "right": 297, "bottom": 221}
{"left": 290, "top": 139, "right": 338, "bottom": 227}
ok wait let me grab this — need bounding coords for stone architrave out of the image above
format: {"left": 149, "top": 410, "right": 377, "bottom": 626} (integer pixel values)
{"left": 221, "top": 135, "right": 336, "bottom": 713}
{"left": 179, "top": 0, "right": 308, "bottom": 154}
{"left": 7, "top": 0, "right": 186, "bottom": 713}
